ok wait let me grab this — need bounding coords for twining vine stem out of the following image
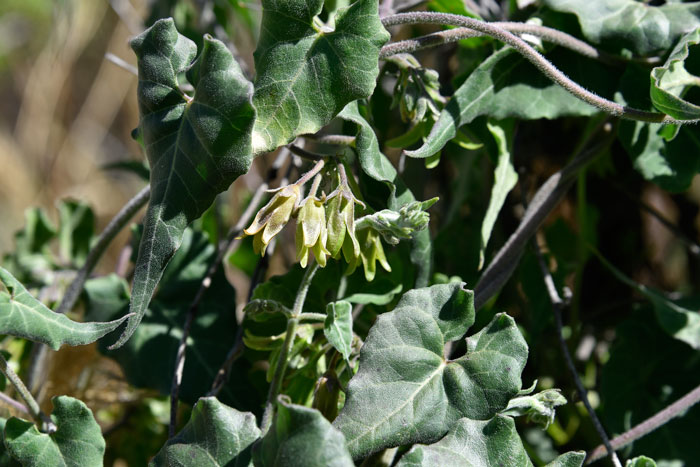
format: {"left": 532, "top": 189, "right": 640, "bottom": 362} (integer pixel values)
{"left": 532, "top": 238, "right": 622, "bottom": 467}
{"left": 587, "top": 383, "right": 700, "bottom": 463}
{"left": 168, "top": 149, "right": 291, "bottom": 437}
{"left": 0, "top": 353, "right": 56, "bottom": 433}
{"left": 381, "top": 12, "right": 696, "bottom": 125}
{"left": 260, "top": 260, "right": 320, "bottom": 435}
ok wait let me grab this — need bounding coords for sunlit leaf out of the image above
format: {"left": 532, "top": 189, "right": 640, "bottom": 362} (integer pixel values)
{"left": 116, "top": 18, "right": 255, "bottom": 348}
{"left": 333, "top": 283, "right": 528, "bottom": 459}
{"left": 0, "top": 267, "right": 129, "bottom": 350}
{"left": 651, "top": 28, "right": 700, "bottom": 120}
{"left": 543, "top": 0, "right": 700, "bottom": 56}
{"left": 151, "top": 397, "right": 260, "bottom": 467}
{"left": 251, "top": 0, "right": 389, "bottom": 153}
{"left": 253, "top": 399, "right": 353, "bottom": 466}
{"left": 4, "top": 396, "right": 105, "bottom": 467}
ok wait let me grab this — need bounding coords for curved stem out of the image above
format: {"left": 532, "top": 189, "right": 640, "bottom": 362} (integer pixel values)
{"left": 380, "top": 23, "right": 604, "bottom": 61}
{"left": 260, "top": 261, "right": 320, "bottom": 435}
{"left": 0, "top": 353, "right": 55, "bottom": 433}
{"left": 586, "top": 383, "right": 700, "bottom": 464}
{"left": 382, "top": 12, "right": 696, "bottom": 125}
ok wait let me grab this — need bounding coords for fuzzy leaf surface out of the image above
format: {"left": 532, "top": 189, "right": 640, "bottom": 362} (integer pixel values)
{"left": 116, "top": 18, "right": 255, "bottom": 348}
{"left": 253, "top": 399, "right": 353, "bottom": 466}
{"left": 151, "top": 397, "right": 260, "bottom": 467}
{"left": 543, "top": 0, "right": 700, "bottom": 56}
{"left": 396, "top": 415, "right": 533, "bottom": 466}
{"left": 4, "top": 396, "right": 105, "bottom": 467}
{"left": 251, "top": 0, "right": 389, "bottom": 153}
{"left": 0, "top": 267, "right": 129, "bottom": 350}
{"left": 333, "top": 283, "right": 528, "bottom": 459}
{"left": 651, "top": 28, "right": 700, "bottom": 120}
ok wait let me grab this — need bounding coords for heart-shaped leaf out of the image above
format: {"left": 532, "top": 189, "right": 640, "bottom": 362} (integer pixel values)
{"left": 333, "top": 283, "right": 528, "bottom": 459}
{"left": 253, "top": 398, "right": 353, "bottom": 466}
{"left": 250, "top": 0, "right": 389, "bottom": 153}
{"left": 4, "top": 396, "right": 105, "bottom": 467}
{"left": 114, "top": 18, "right": 255, "bottom": 348}
{"left": 651, "top": 28, "right": 700, "bottom": 120}
{"left": 151, "top": 397, "right": 260, "bottom": 467}
{"left": 0, "top": 267, "right": 129, "bottom": 350}
{"left": 324, "top": 301, "right": 353, "bottom": 361}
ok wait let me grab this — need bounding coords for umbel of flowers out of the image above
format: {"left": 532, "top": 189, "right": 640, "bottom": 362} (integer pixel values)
{"left": 240, "top": 158, "right": 435, "bottom": 281}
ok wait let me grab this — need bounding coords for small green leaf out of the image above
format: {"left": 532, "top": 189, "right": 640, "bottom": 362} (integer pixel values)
{"left": 333, "top": 283, "right": 528, "bottom": 459}
{"left": 251, "top": 0, "right": 389, "bottom": 153}
{"left": 396, "top": 416, "right": 532, "bottom": 466}
{"left": 651, "top": 28, "right": 700, "bottom": 120}
{"left": 0, "top": 267, "right": 129, "bottom": 350}
{"left": 501, "top": 389, "right": 567, "bottom": 429}
{"left": 116, "top": 18, "right": 255, "bottom": 348}
{"left": 626, "top": 457, "right": 657, "bottom": 467}
{"left": 544, "top": 452, "right": 586, "bottom": 467}
{"left": 57, "top": 200, "right": 95, "bottom": 267}
{"left": 4, "top": 396, "right": 105, "bottom": 467}
{"left": 479, "top": 121, "right": 518, "bottom": 270}
{"left": 324, "top": 301, "right": 353, "bottom": 361}
{"left": 407, "top": 47, "right": 600, "bottom": 159}
{"left": 252, "top": 398, "right": 353, "bottom": 466}
{"left": 151, "top": 397, "right": 260, "bottom": 467}
{"left": 543, "top": 0, "right": 700, "bottom": 56}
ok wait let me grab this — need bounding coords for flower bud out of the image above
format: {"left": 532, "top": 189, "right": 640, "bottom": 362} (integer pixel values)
{"left": 241, "top": 184, "right": 300, "bottom": 256}
{"left": 296, "top": 197, "right": 330, "bottom": 267}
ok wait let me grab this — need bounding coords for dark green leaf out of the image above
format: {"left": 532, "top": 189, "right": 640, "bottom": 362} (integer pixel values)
{"left": 117, "top": 18, "right": 255, "bottom": 348}
{"left": 151, "top": 397, "right": 260, "bottom": 467}
{"left": 618, "top": 65, "right": 700, "bottom": 192}
{"left": 4, "top": 396, "right": 105, "bottom": 467}
{"left": 407, "top": 47, "right": 599, "bottom": 159}
{"left": 0, "top": 267, "right": 129, "bottom": 350}
{"left": 592, "top": 247, "right": 700, "bottom": 349}
{"left": 333, "top": 283, "right": 528, "bottom": 459}
{"left": 543, "top": 0, "right": 700, "bottom": 56}
{"left": 253, "top": 398, "right": 353, "bottom": 466}
{"left": 57, "top": 200, "right": 95, "bottom": 267}
{"left": 85, "top": 229, "right": 258, "bottom": 409}
{"left": 601, "top": 310, "right": 700, "bottom": 462}
{"left": 650, "top": 28, "right": 700, "bottom": 120}
{"left": 324, "top": 301, "right": 353, "bottom": 361}
{"left": 396, "top": 415, "right": 532, "bottom": 466}
{"left": 250, "top": 0, "right": 389, "bottom": 153}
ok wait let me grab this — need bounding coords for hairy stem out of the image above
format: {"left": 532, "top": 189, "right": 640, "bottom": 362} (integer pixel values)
{"left": 382, "top": 12, "right": 696, "bottom": 124}
{"left": 0, "top": 353, "right": 55, "bottom": 433}
{"left": 0, "top": 390, "right": 30, "bottom": 415}
{"left": 532, "top": 240, "right": 622, "bottom": 467}
{"left": 260, "top": 261, "right": 320, "bottom": 435}
{"left": 380, "top": 23, "right": 605, "bottom": 61}
{"left": 587, "top": 383, "right": 700, "bottom": 464}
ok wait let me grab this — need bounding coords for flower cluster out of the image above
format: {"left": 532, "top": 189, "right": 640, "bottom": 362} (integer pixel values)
{"left": 240, "top": 161, "right": 435, "bottom": 281}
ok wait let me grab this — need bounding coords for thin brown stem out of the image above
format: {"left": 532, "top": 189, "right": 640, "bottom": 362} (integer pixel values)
{"left": 586, "top": 383, "right": 700, "bottom": 464}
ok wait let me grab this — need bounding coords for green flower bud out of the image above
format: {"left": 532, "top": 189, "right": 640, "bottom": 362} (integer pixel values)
{"left": 312, "top": 370, "right": 341, "bottom": 422}
{"left": 241, "top": 184, "right": 300, "bottom": 256}
{"left": 355, "top": 228, "right": 391, "bottom": 282}
{"left": 326, "top": 189, "right": 361, "bottom": 261}
{"left": 296, "top": 197, "right": 331, "bottom": 268}
{"left": 355, "top": 198, "right": 438, "bottom": 245}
